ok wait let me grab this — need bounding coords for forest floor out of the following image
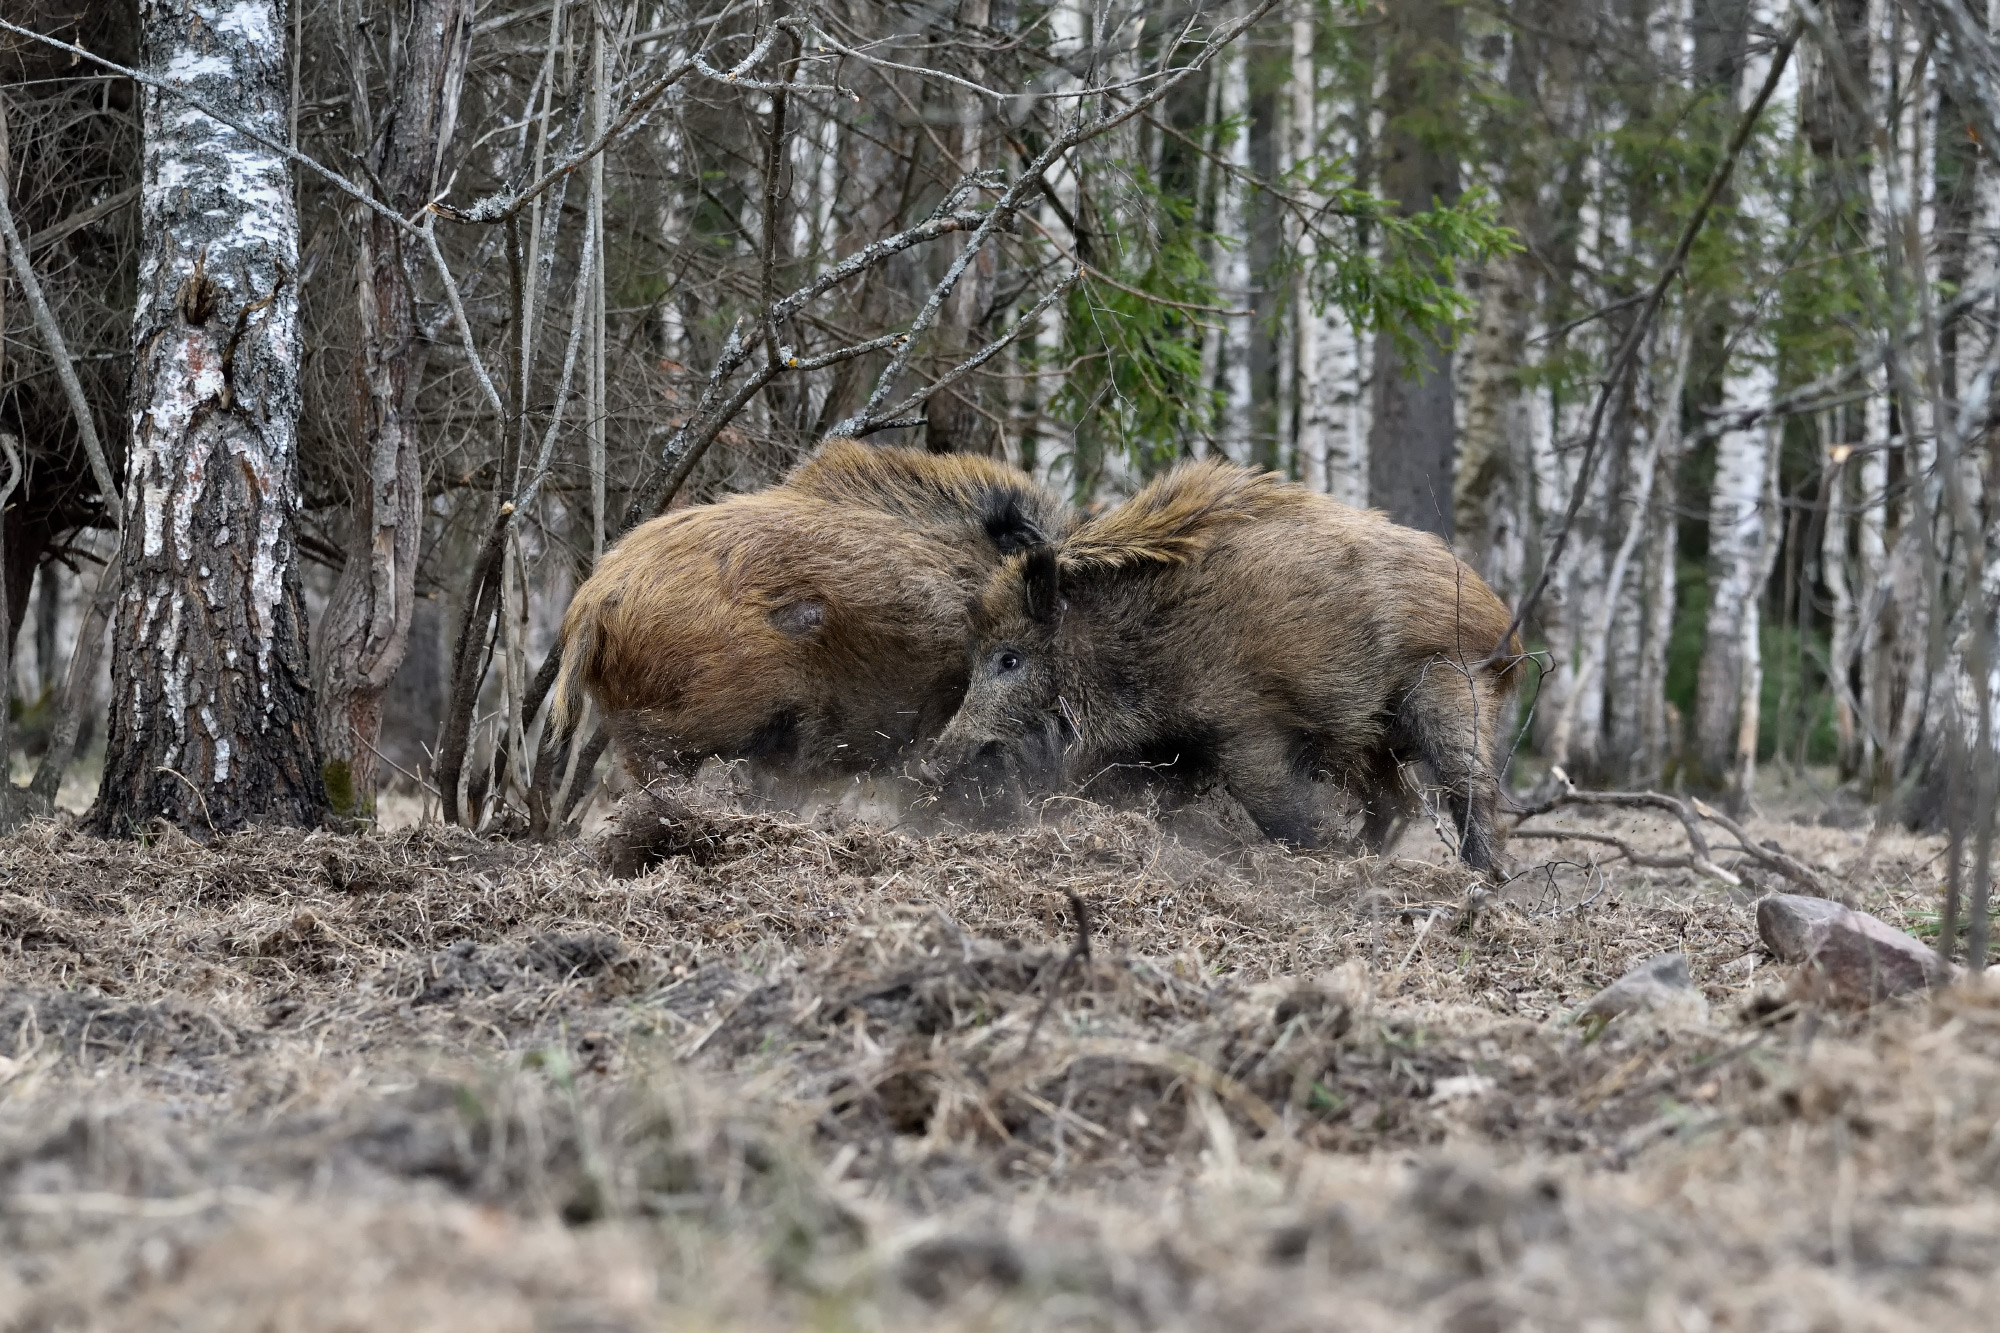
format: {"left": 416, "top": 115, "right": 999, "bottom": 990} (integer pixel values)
{"left": 2, "top": 774, "right": 1997, "bottom": 1331}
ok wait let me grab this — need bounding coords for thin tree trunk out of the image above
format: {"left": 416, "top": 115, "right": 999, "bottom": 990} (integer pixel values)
{"left": 1693, "top": 386, "right": 1779, "bottom": 797}
{"left": 313, "top": 0, "right": 474, "bottom": 820}
{"left": 31, "top": 552, "right": 119, "bottom": 804}
{"left": 1367, "top": 0, "right": 1460, "bottom": 537}
{"left": 1455, "top": 247, "right": 1537, "bottom": 602}
{"left": 1822, "top": 435, "right": 1861, "bottom": 772}
{"left": 1290, "top": 1, "right": 1326, "bottom": 490}
{"left": 1689, "top": 4, "right": 1788, "bottom": 803}
{"left": 1636, "top": 423, "right": 1684, "bottom": 783}
{"left": 926, "top": 0, "right": 996, "bottom": 455}
{"left": 94, "top": 0, "right": 324, "bottom": 837}
{"left": 1857, "top": 402, "right": 1893, "bottom": 787}
{"left": 1554, "top": 316, "right": 1693, "bottom": 777}
{"left": 1214, "top": 45, "right": 1254, "bottom": 463}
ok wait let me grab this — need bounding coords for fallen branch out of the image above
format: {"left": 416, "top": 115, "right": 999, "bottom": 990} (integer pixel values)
{"left": 1509, "top": 768, "right": 1833, "bottom": 896}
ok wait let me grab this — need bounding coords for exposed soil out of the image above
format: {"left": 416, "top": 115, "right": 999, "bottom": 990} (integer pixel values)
{"left": 1, "top": 782, "right": 1994, "bottom": 1330}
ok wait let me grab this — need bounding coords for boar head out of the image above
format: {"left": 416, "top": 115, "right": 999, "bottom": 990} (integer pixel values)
{"left": 927, "top": 545, "right": 1071, "bottom": 787}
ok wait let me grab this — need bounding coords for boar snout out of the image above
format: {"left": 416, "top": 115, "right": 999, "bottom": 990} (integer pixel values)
{"left": 922, "top": 724, "right": 1008, "bottom": 787}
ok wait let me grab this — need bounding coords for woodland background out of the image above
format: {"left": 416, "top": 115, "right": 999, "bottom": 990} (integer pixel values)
{"left": 1, "top": 0, "right": 1997, "bottom": 882}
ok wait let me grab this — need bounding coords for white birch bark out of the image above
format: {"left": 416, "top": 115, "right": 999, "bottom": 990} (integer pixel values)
{"left": 1635, "top": 422, "right": 1684, "bottom": 782}
{"left": 1856, "top": 404, "right": 1893, "bottom": 781}
{"left": 1322, "top": 303, "right": 1370, "bottom": 506}
{"left": 1690, "top": 11, "right": 1795, "bottom": 798}
{"left": 1693, "top": 378, "right": 1780, "bottom": 790}
{"left": 1527, "top": 359, "right": 1597, "bottom": 761}
{"left": 1553, "top": 317, "right": 1693, "bottom": 774}
{"left": 1821, "top": 430, "right": 1861, "bottom": 769}
{"left": 1213, "top": 46, "right": 1254, "bottom": 464}
{"left": 1889, "top": 8, "right": 1941, "bottom": 777}
{"left": 97, "top": 0, "right": 322, "bottom": 835}
{"left": 1290, "top": 2, "right": 1324, "bottom": 489}
{"left": 1289, "top": 1, "right": 1369, "bottom": 501}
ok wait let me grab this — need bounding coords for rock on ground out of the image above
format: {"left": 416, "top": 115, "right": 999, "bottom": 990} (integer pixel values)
{"left": 1756, "top": 893, "right": 1954, "bottom": 1006}
{"left": 1581, "top": 952, "right": 1708, "bottom": 1025}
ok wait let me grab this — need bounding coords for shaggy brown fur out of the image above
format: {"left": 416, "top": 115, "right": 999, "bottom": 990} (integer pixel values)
{"left": 554, "top": 440, "right": 1075, "bottom": 777}
{"left": 931, "top": 460, "right": 1524, "bottom": 868}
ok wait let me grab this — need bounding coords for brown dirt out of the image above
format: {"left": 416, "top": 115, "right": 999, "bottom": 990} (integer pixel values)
{"left": 1, "top": 784, "right": 1994, "bottom": 1330}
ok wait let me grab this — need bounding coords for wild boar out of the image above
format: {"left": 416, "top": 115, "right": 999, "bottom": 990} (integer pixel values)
{"left": 928, "top": 459, "right": 1524, "bottom": 868}
{"left": 553, "top": 439, "right": 1076, "bottom": 778}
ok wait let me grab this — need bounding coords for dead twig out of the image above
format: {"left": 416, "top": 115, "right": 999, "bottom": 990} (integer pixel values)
{"left": 1014, "top": 890, "right": 1094, "bottom": 1062}
{"left": 1510, "top": 767, "right": 1833, "bottom": 896}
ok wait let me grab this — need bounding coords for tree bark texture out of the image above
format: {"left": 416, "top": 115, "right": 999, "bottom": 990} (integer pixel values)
{"left": 310, "top": 0, "right": 472, "bottom": 818}
{"left": 1692, "top": 400, "right": 1778, "bottom": 792}
{"left": 1367, "top": 0, "right": 1459, "bottom": 538}
{"left": 94, "top": 0, "right": 324, "bottom": 837}
{"left": 1689, "top": 4, "right": 1790, "bottom": 800}
{"left": 1455, "top": 248, "right": 1537, "bottom": 604}
{"left": 1211, "top": 46, "right": 1254, "bottom": 463}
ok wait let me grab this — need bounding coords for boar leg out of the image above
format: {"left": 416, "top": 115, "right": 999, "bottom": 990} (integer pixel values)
{"left": 1216, "top": 730, "right": 1320, "bottom": 848}
{"left": 1398, "top": 667, "right": 1504, "bottom": 871}
{"left": 1356, "top": 749, "right": 1411, "bottom": 856}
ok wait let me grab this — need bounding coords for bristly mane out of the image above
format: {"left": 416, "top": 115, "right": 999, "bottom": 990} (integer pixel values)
{"left": 1059, "top": 460, "right": 1300, "bottom": 573}
{"left": 786, "top": 438, "right": 1056, "bottom": 550}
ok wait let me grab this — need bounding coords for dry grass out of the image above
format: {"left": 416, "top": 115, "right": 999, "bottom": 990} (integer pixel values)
{"left": 1, "top": 782, "right": 1994, "bottom": 1330}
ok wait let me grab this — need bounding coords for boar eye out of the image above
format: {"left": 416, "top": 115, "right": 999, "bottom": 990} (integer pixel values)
{"left": 997, "top": 650, "right": 1022, "bottom": 673}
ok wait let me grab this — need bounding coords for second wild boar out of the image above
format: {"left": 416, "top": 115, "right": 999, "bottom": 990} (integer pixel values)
{"left": 927, "top": 459, "right": 1524, "bottom": 868}
{"left": 553, "top": 439, "right": 1075, "bottom": 778}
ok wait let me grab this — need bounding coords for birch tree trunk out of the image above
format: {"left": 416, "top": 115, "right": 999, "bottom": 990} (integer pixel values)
{"left": 1213, "top": 45, "right": 1254, "bottom": 463}
{"left": 1291, "top": 1, "right": 1326, "bottom": 492}
{"left": 1692, "top": 388, "right": 1779, "bottom": 796}
{"left": 311, "top": 0, "right": 472, "bottom": 819}
{"left": 1690, "top": 1, "right": 1790, "bottom": 802}
{"left": 1292, "top": 0, "right": 1369, "bottom": 502}
{"left": 1822, "top": 433, "right": 1861, "bottom": 773}
{"left": 94, "top": 0, "right": 324, "bottom": 836}
{"left": 1367, "top": 0, "right": 1459, "bottom": 537}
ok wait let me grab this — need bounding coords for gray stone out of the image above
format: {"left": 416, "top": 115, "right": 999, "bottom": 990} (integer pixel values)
{"left": 1582, "top": 952, "right": 1707, "bottom": 1023}
{"left": 1754, "top": 894, "right": 1847, "bottom": 964}
{"left": 1756, "top": 894, "right": 1954, "bottom": 1006}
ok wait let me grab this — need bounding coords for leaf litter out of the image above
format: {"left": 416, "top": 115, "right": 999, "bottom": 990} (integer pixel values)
{"left": 0, "top": 782, "right": 1996, "bottom": 1329}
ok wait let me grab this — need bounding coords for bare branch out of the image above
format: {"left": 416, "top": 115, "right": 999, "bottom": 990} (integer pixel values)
{"left": 1511, "top": 768, "right": 1834, "bottom": 896}
{"left": 825, "top": 0, "right": 1282, "bottom": 439}
{"left": 849, "top": 269, "right": 1082, "bottom": 436}
{"left": 0, "top": 127, "right": 120, "bottom": 526}
{"left": 1490, "top": 19, "right": 1802, "bottom": 666}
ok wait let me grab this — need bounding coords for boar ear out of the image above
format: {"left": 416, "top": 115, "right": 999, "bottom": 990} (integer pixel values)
{"left": 983, "top": 491, "right": 1045, "bottom": 554}
{"left": 1020, "top": 545, "right": 1062, "bottom": 623}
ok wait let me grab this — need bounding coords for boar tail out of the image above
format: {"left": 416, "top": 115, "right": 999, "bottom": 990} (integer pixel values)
{"left": 552, "top": 594, "right": 604, "bottom": 734}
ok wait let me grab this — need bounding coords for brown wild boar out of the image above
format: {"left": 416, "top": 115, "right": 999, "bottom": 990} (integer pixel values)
{"left": 552, "top": 439, "right": 1076, "bottom": 779}
{"left": 927, "top": 459, "right": 1524, "bottom": 868}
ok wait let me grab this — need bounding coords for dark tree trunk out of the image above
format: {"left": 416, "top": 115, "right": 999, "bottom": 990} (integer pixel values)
{"left": 311, "top": 0, "right": 473, "bottom": 819}
{"left": 92, "top": 0, "right": 324, "bottom": 837}
{"left": 1367, "top": 0, "right": 1461, "bottom": 539}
